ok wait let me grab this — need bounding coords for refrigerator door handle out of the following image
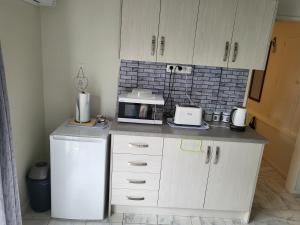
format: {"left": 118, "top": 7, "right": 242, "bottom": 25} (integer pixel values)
{"left": 51, "top": 135, "right": 103, "bottom": 143}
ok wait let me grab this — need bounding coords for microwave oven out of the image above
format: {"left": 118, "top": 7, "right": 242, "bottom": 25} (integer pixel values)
{"left": 117, "top": 89, "right": 164, "bottom": 125}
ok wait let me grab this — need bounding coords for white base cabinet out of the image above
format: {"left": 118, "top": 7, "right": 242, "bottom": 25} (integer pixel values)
{"left": 158, "top": 139, "right": 211, "bottom": 209}
{"left": 204, "top": 141, "right": 263, "bottom": 211}
{"left": 110, "top": 134, "right": 264, "bottom": 223}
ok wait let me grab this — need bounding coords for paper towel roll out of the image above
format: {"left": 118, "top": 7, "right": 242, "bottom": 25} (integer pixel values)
{"left": 75, "top": 92, "right": 90, "bottom": 123}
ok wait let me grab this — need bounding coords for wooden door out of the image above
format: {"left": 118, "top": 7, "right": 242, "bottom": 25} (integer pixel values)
{"left": 158, "top": 138, "right": 211, "bottom": 209}
{"left": 204, "top": 141, "right": 263, "bottom": 211}
{"left": 193, "top": 0, "right": 237, "bottom": 67}
{"left": 228, "top": 0, "right": 278, "bottom": 69}
{"left": 157, "top": 0, "right": 199, "bottom": 64}
{"left": 120, "top": 0, "right": 160, "bottom": 61}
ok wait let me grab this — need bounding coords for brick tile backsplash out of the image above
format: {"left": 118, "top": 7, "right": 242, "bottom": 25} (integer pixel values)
{"left": 118, "top": 60, "right": 249, "bottom": 113}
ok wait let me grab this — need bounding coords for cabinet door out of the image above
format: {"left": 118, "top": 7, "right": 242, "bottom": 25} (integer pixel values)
{"left": 120, "top": 0, "right": 160, "bottom": 61}
{"left": 158, "top": 138, "right": 211, "bottom": 209}
{"left": 157, "top": 0, "right": 199, "bottom": 64}
{"left": 228, "top": 0, "right": 277, "bottom": 69}
{"left": 204, "top": 141, "right": 263, "bottom": 211}
{"left": 193, "top": 0, "right": 237, "bottom": 67}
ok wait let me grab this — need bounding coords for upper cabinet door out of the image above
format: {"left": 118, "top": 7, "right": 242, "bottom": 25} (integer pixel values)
{"left": 204, "top": 141, "right": 263, "bottom": 211}
{"left": 228, "top": 0, "right": 278, "bottom": 69}
{"left": 157, "top": 0, "right": 199, "bottom": 64}
{"left": 193, "top": 0, "right": 237, "bottom": 67}
{"left": 158, "top": 138, "right": 211, "bottom": 209}
{"left": 120, "top": 0, "right": 160, "bottom": 62}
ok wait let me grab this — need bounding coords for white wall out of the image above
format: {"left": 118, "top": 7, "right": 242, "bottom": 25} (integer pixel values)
{"left": 40, "top": 0, "right": 121, "bottom": 136}
{"left": 0, "top": 0, "right": 46, "bottom": 211}
{"left": 278, "top": 0, "right": 300, "bottom": 19}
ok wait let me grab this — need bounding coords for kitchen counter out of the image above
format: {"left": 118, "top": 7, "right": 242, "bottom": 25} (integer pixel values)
{"left": 109, "top": 121, "right": 267, "bottom": 144}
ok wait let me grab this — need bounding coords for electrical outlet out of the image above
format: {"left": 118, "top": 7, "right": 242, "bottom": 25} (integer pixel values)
{"left": 166, "top": 65, "right": 192, "bottom": 74}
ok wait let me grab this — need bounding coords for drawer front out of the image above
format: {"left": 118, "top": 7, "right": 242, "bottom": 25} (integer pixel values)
{"left": 111, "top": 189, "right": 158, "bottom": 206}
{"left": 112, "top": 172, "right": 160, "bottom": 190}
{"left": 113, "top": 154, "right": 161, "bottom": 173}
{"left": 113, "top": 135, "right": 163, "bottom": 155}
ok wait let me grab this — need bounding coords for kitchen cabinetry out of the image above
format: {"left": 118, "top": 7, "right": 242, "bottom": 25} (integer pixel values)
{"left": 158, "top": 139, "right": 211, "bottom": 209}
{"left": 120, "top": 0, "right": 160, "bottom": 62}
{"left": 193, "top": 0, "right": 277, "bottom": 69}
{"left": 158, "top": 138, "right": 262, "bottom": 211}
{"left": 120, "top": 0, "right": 277, "bottom": 70}
{"left": 157, "top": 0, "right": 199, "bottom": 64}
{"left": 109, "top": 133, "right": 264, "bottom": 223}
{"left": 204, "top": 141, "right": 262, "bottom": 211}
{"left": 110, "top": 135, "right": 163, "bottom": 207}
{"left": 228, "top": 0, "right": 277, "bottom": 69}
{"left": 120, "top": 0, "right": 199, "bottom": 64}
{"left": 193, "top": 0, "right": 237, "bottom": 68}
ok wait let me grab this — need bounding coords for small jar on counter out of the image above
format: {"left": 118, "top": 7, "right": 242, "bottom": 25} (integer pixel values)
{"left": 204, "top": 111, "right": 213, "bottom": 122}
{"left": 212, "top": 111, "right": 221, "bottom": 122}
{"left": 222, "top": 112, "right": 231, "bottom": 123}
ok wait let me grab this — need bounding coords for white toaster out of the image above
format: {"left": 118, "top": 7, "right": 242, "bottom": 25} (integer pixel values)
{"left": 174, "top": 104, "right": 203, "bottom": 126}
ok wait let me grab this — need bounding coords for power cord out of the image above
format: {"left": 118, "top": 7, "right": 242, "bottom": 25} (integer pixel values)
{"left": 164, "top": 65, "right": 182, "bottom": 118}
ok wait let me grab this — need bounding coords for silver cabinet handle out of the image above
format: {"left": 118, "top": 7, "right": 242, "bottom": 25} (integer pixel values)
{"left": 151, "top": 35, "right": 156, "bottom": 56}
{"left": 214, "top": 146, "right": 220, "bottom": 164}
{"left": 205, "top": 146, "right": 212, "bottom": 164}
{"left": 160, "top": 36, "right": 165, "bottom": 56}
{"left": 128, "top": 143, "right": 149, "bottom": 148}
{"left": 127, "top": 196, "right": 145, "bottom": 201}
{"left": 232, "top": 42, "right": 239, "bottom": 62}
{"left": 127, "top": 179, "right": 146, "bottom": 184}
{"left": 223, "top": 41, "right": 230, "bottom": 62}
{"left": 128, "top": 161, "right": 148, "bottom": 166}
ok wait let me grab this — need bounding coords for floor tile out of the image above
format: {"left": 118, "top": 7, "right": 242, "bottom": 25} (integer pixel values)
{"left": 23, "top": 219, "right": 50, "bottom": 225}
{"left": 85, "top": 221, "right": 109, "bottom": 225}
{"left": 48, "top": 219, "right": 86, "bottom": 225}
{"left": 173, "top": 216, "right": 192, "bottom": 225}
{"left": 124, "top": 213, "right": 157, "bottom": 224}
{"left": 190, "top": 217, "right": 203, "bottom": 225}
{"left": 22, "top": 208, "right": 51, "bottom": 219}
{"left": 157, "top": 215, "right": 173, "bottom": 225}
{"left": 108, "top": 213, "right": 123, "bottom": 223}
{"left": 199, "top": 217, "right": 224, "bottom": 225}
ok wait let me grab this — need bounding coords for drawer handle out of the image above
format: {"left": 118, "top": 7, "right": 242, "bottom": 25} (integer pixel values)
{"left": 128, "top": 143, "right": 149, "bottom": 148}
{"left": 232, "top": 42, "right": 239, "bottom": 62}
{"left": 127, "top": 196, "right": 145, "bottom": 201}
{"left": 205, "top": 146, "right": 212, "bottom": 164}
{"left": 127, "top": 179, "right": 146, "bottom": 184}
{"left": 128, "top": 161, "right": 148, "bottom": 166}
{"left": 214, "top": 146, "right": 220, "bottom": 164}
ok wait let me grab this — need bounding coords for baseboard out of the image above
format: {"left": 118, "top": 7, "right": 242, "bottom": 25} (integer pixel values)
{"left": 112, "top": 205, "right": 251, "bottom": 224}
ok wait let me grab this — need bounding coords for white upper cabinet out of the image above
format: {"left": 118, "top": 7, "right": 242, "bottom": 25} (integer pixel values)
{"left": 158, "top": 138, "right": 211, "bottom": 209}
{"left": 193, "top": 0, "right": 238, "bottom": 68}
{"left": 157, "top": 0, "right": 199, "bottom": 64}
{"left": 228, "top": 0, "right": 277, "bottom": 69}
{"left": 120, "top": 0, "right": 278, "bottom": 70}
{"left": 204, "top": 141, "right": 263, "bottom": 211}
{"left": 120, "top": 0, "right": 160, "bottom": 62}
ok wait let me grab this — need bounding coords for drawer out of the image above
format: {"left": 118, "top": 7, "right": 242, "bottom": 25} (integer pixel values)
{"left": 113, "top": 154, "right": 161, "bottom": 173}
{"left": 113, "top": 135, "right": 163, "bottom": 155}
{"left": 111, "top": 189, "right": 158, "bottom": 206}
{"left": 112, "top": 172, "right": 160, "bottom": 190}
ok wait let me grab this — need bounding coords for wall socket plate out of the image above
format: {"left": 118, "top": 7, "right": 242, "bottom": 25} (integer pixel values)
{"left": 166, "top": 65, "right": 192, "bottom": 74}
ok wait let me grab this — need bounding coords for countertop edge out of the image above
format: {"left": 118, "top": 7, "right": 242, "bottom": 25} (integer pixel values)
{"left": 108, "top": 129, "right": 268, "bottom": 144}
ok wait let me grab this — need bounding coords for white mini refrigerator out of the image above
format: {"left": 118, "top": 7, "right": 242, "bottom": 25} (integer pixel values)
{"left": 50, "top": 122, "right": 110, "bottom": 220}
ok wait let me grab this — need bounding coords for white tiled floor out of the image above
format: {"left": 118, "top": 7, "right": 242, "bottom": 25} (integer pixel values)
{"left": 22, "top": 161, "right": 300, "bottom": 225}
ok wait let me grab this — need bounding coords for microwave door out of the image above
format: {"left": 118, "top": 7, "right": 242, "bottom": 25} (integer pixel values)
{"left": 118, "top": 102, "right": 139, "bottom": 119}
